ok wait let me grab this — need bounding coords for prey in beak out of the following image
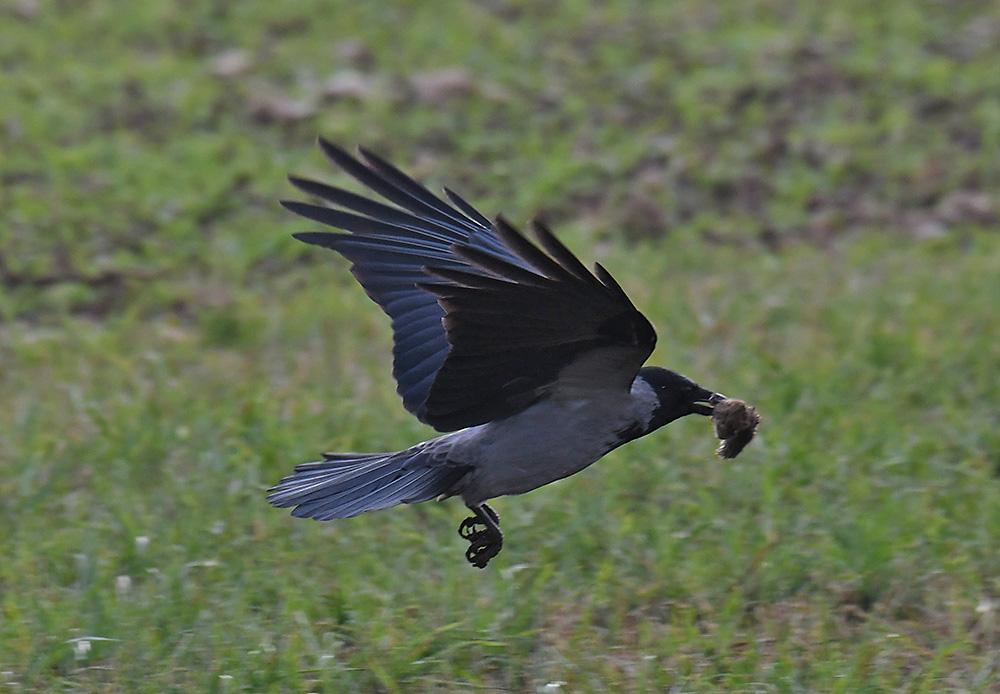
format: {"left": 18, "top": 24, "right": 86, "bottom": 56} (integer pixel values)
{"left": 709, "top": 396, "right": 761, "bottom": 459}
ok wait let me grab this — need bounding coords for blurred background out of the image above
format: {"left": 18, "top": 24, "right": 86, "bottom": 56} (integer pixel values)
{"left": 2, "top": 1, "right": 999, "bottom": 691}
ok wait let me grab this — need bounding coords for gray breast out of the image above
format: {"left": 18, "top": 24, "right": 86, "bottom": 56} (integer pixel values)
{"left": 447, "top": 393, "right": 645, "bottom": 505}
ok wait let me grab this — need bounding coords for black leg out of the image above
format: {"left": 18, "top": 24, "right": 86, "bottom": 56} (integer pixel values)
{"left": 458, "top": 503, "right": 503, "bottom": 569}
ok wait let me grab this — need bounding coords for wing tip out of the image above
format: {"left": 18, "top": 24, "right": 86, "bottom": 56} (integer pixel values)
{"left": 317, "top": 136, "right": 348, "bottom": 160}
{"left": 287, "top": 174, "right": 312, "bottom": 190}
{"left": 281, "top": 199, "right": 328, "bottom": 221}
{"left": 280, "top": 198, "right": 304, "bottom": 214}
{"left": 292, "top": 230, "right": 338, "bottom": 247}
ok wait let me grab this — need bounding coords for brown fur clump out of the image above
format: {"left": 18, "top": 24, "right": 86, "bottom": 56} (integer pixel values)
{"left": 712, "top": 399, "right": 760, "bottom": 459}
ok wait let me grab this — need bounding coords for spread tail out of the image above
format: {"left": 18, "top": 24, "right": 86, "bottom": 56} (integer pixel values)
{"left": 267, "top": 447, "right": 469, "bottom": 521}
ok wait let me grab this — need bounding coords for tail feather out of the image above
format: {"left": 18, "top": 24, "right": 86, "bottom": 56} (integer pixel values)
{"left": 314, "top": 467, "right": 439, "bottom": 519}
{"left": 290, "top": 462, "right": 420, "bottom": 519}
{"left": 275, "top": 458, "right": 395, "bottom": 508}
{"left": 267, "top": 448, "right": 469, "bottom": 521}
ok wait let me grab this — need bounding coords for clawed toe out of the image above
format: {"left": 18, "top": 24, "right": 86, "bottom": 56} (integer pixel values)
{"left": 459, "top": 503, "right": 503, "bottom": 569}
{"left": 465, "top": 535, "right": 502, "bottom": 568}
{"left": 458, "top": 516, "right": 484, "bottom": 540}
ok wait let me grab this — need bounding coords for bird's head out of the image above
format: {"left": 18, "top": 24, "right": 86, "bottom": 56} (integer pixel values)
{"left": 637, "top": 366, "right": 725, "bottom": 430}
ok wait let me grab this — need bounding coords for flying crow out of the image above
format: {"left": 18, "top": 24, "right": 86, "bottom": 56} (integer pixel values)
{"left": 268, "top": 139, "right": 752, "bottom": 568}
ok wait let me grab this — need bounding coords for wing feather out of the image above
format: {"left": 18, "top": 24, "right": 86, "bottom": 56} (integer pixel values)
{"left": 283, "top": 140, "right": 657, "bottom": 431}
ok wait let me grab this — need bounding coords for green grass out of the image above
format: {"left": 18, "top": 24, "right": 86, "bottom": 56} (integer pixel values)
{"left": 3, "top": 0, "right": 1000, "bottom": 691}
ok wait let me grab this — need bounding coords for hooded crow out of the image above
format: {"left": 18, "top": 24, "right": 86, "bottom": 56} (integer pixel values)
{"left": 268, "top": 138, "right": 732, "bottom": 568}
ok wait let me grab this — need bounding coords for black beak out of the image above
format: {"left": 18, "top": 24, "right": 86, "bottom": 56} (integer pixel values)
{"left": 692, "top": 390, "right": 726, "bottom": 416}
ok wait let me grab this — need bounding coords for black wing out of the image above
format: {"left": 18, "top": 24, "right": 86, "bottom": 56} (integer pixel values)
{"left": 284, "top": 139, "right": 656, "bottom": 431}
{"left": 418, "top": 217, "right": 656, "bottom": 430}
{"left": 284, "top": 138, "right": 532, "bottom": 425}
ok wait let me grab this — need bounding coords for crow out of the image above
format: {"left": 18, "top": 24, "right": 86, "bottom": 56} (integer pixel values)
{"left": 268, "top": 139, "right": 741, "bottom": 568}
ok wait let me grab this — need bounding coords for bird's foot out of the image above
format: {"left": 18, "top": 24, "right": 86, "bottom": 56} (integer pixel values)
{"left": 458, "top": 504, "right": 498, "bottom": 540}
{"left": 458, "top": 515, "right": 485, "bottom": 541}
{"left": 466, "top": 533, "right": 502, "bottom": 569}
{"left": 458, "top": 504, "right": 502, "bottom": 569}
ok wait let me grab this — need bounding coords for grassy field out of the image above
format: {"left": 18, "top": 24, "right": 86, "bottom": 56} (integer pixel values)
{"left": 3, "top": 0, "right": 1000, "bottom": 691}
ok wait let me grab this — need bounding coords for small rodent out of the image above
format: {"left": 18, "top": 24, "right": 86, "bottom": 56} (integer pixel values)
{"left": 712, "top": 398, "right": 760, "bottom": 459}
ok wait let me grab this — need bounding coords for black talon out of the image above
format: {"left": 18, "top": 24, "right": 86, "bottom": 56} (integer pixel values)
{"left": 458, "top": 516, "right": 484, "bottom": 540}
{"left": 459, "top": 504, "right": 503, "bottom": 568}
{"left": 466, "top": 538, "right": 501, "bottom": 568}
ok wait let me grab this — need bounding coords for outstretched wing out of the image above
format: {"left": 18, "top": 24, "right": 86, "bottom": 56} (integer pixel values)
{"left": 418, "top": 217, "right": 656, "bottom": 430}
{"left": 284, "top": 138, "right": 532, "bottom": 425}
{"left": 284, "top": 139, "right": 656, "bottom": 432}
